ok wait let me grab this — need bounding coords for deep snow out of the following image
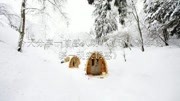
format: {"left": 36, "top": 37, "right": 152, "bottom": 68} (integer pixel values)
{"left": 0, "top": 38, "right": 180, "bottom": 101}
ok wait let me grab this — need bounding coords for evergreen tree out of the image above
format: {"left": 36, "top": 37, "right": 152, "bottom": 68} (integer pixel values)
{"left": 144, "top": 0, "right": 180, "bottom": 45}
{"left": 87, "top": 0, "right": 118, "bottom": 41}
{"left": 93, "top": 0, "right": 117, "bottom": 39}
{"left": 114, "top": 0, "right": 127, "bottom": 25}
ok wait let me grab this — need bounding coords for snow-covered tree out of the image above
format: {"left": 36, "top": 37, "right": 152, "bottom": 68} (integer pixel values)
{"left": 87, "top": 0, "right": 118, "bottom": 44}
{"left": 93, "top": 0, "right": 118, "bottom": 39}
{"left": 0, "top": 3, "right": 20, "bottom": 30}
{"left": 0, "top": 3, "right": 9, "bottom": 25}
{"left": 114, "top": 0, "right": 127, "bottom": 25}
{"left": 88, "top": 0, "right": 128, "bottom": 25}
{"left": 128, "top": 0, "right": 145, "bottom": 52}
{"left": 17, "top": 0, "right": 67, "bottom": 52}
{"left": 144, "top": 0, "right": 180, "bottom": 46}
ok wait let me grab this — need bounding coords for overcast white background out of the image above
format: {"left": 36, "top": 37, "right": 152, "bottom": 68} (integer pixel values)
{"left": 65, "top": 0, "right": 94, "bottom": 33}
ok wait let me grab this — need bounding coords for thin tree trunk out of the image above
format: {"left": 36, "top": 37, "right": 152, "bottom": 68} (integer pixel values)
{"left": 132, "top": 0, "right": 145, "bottom": 52}
{"left": 18, "top": 0, "right": 26, "bottom": 52}
{"left": 162, "top": 28, "right": 169, "bottom": 46}
{"left": 123, "top": 49, "right": 126, "bottom": 62}
{"left": 137, "top": 18, "right": 145, "bottom": 52}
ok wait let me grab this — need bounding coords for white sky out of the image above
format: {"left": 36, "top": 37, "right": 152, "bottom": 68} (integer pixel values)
{"left": 65, "top": 0, "right": 94, "bottom": 33}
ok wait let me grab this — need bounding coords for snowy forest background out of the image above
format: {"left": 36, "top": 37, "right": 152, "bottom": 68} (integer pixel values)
{"left": 0, "top": 0, "right": 179, "bottom": 54}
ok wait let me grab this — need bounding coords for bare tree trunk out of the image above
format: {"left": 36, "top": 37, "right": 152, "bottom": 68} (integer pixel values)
{"left": 137, "top": 18, "right": 145, "bottom": 52}
{"left": 123, "top": 49, "right": 126, "bottom": 62}
{"left": 131, "top": 0, "right": 144, "bottom": 52}
{"left": 17, "top": 0, "right": 26, "bottom": 52}
{"left": 162, "top": 28, "right": 169, "bottom": 46}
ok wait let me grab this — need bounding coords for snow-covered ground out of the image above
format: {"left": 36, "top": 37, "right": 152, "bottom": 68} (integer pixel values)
{"left": 0, "top": 26, "right": 180, "bottom": 101}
